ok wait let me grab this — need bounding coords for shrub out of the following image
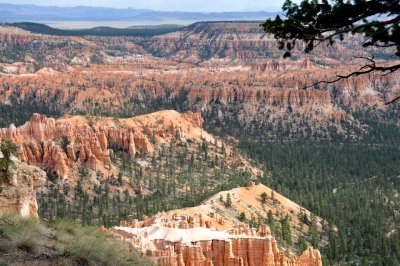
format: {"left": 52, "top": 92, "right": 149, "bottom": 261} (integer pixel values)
{"left": 52, "top": 219, "right": 153, "bottom": 266}
{"left": 0, "top": 215, "right": 42, "bottom": 253}
{"left": 0, "top": 140, "right": 18, "bottom": 181}
{"left": 0, "top": 215, "right": 153, "bottom": 266}
{"left": 238, "top": 212, "right": 246, "bottom": 222}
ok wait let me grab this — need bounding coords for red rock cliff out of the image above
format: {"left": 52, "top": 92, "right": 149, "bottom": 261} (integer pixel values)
{"left": 0, "top": 111, "right": 208, "bottom": 180}
{"left": 112, "top": 214, "right": 322, "bottom": 266}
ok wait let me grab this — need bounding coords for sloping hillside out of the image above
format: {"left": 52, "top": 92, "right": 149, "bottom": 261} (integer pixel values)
{"left": 111, "top": 182, "right": 324, "bottom": 265}
{"left": 141, "top": 182, "right": 325, "bottom": 252}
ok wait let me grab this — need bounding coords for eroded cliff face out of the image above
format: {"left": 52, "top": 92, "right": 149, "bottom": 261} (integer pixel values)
{"left": 0, "top": 111, "right": 208, "bottom": 181}
{"left": 111, "top": 194, "right": 323, "bottom": 266}
{"left": 0, "top": 27, "right": 35, "bottom": 45}
{"left": 0, "top": 64, "right": 397, "bottom": 139}
{"left": 0, "top": 159, "right": 46, "bottom": 218}
{"left": 0, "top": 23, "right": 398, "bottom": 140}
{"left": 136, "top": 22, "right": 383, "bottom": 64}
{"left": 130, "top": 182, "right": 325, "bottom": 254}
{"left": 1, "top": 64, "right": 396, "bottom": 109}
{"left": 113, "top": 223, "right": 322, "bottom": 266}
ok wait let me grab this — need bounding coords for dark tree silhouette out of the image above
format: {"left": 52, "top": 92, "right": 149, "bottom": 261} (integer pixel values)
{"left": 0, "top": 140, "right": 18, "bottom": 180}
{"left": 263, "top": 0, "right": 400, "bottom": 104}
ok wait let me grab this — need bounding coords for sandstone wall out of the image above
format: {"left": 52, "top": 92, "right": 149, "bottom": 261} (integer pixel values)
{"left": 0, "top": 111, "right": 208, "bottom": 180}
{"left": 0, "top": 159, "right": 46, "bottom": 218}
{"left": 112, "top": 215, "right": 322, "bottom": 266}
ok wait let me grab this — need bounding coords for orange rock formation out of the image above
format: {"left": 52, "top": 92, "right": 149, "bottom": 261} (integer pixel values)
{"left": 0, "top": 159, "right": 46, "bottom": 218}
{"left": 112, "top": 214, "right": 322, "bottom": 266}
{"left": 109, "top": 182, "right": 325, "bottom": 266}
{"left": 0, "top": 111, "right": 208, "bottom": 180}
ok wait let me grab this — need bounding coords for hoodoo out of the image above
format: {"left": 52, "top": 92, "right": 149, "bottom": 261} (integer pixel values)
{"left": 112, "top": 214, "right": 322, "bottom": 266}
{"left": 0, "top": 111, "right": 208, "bottom": 180}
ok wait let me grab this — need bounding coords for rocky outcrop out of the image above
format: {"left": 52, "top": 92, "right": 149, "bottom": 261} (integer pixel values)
{"left": 0, "top": 159, "right": 46, "bottom": 218}
{"left": 188, "top": 86, "right": 333, "bottom": 107}
{"left": 136, "top": 22, "right": 394, "bottom": 64}
{"left": 0, "top": 111, "right": 212, "bottom": 180}
{"left": 251, "top": 58, "right": 314, "bottom": 71}
{"left": 0, "top": 27, "right": 35, "bottom": 45}
{"left": 181, "top": 112, "right": 204, "bottom": 128}
{"left": 134, "top": 183, "right": 324, "bottom": 250}
{"left": 112, "top": 214, "right": 322, "bottom": 266}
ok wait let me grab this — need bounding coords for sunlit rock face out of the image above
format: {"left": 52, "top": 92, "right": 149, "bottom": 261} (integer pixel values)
{"left": 112, "top": 214, "right": 322, "bottom": 266}
{"left": 0, "top": 159, "right": 46, "bottom": 218}
{"left": 110, "top": 182, "right": 324, "bottom": 266}
{"left": 0, "top": 111, "right": 208, "bottom": 180}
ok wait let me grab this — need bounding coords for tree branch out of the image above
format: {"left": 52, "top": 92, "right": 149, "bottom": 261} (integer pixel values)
{"left": 385, "top": 95, "right": 400, "bottom": 105}
{"left": 311, "top": 15, "right": 400, "bottom": 43}
{"left": 302, "top": 59, "right": 400, "bottom": 105}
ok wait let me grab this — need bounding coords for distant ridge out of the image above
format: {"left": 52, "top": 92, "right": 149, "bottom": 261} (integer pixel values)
{"left": 7, "top": 22, "right": 183, "bottom": 37}
{"left": 6, "top": 21, "right": 267, "bottom": 37}
{"left": 0, "top": 3, "right": 280, "bottom": 23}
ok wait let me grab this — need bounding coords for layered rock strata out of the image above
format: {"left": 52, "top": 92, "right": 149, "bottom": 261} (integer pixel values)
{"left": 0, "top": 111, "right": 209, "bottom": 180}
{"left": 0, "top": 159, "right": 46, "bottom": 218}
{"left": 112, "top": 214, "right": 322, "bottom": 266}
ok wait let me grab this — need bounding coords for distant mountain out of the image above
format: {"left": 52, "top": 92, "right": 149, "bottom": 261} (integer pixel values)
{"left": 8, "top": 22, "right": 183, "bottom": 37}
{"left": 0, "top": 3, "right": 149, "bottom": 21}
{"left": 0, "top": 3, "right": 280, "bottom": 23}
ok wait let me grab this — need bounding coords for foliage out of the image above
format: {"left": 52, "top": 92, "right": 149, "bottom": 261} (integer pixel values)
{"left": 264, "top": 0, "right": 399, "bottom": 57}
{"left": 280, "top": 215, "right": 292, "bottom": 246}
{"left": 225, "top": 193, "right": 232, "bottom": 207}
{"left": 61, "top": 136, "right": 70, "bottom": 154}
{"left": 0, "top": 140, "right": 17, "bottom": 181}
{"left": 0, "top": 215, "right": 42, "bottom": 253}
{"left": 0, "top": 214, "right": 153, "bottom": 266}
{"left": 38, "top": 139, "right": 253, "bottom": 226}
{"left": 263, "top": 0, "right": 400, "bottom": 93}
{"left": 0, "top": 103, "right": 60, "bottom": 128}
{"left": 52, "top": 219, "right": 152, "bottom": 266}
{"left": 240, "top": 138, "right": 400, "bottom": 264}
{"left": 238, "top": 212, "right": 246, "bottom": 222}
{"left": 260, "top": 192, "right": 267, "bottom": 205}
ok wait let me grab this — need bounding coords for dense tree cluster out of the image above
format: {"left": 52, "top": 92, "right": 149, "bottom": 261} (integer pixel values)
{"left": 38, "top": 138, "right": 253, "bottom": 226}
{"left": 240, "top": 137, "right": 400, "bottom": 265}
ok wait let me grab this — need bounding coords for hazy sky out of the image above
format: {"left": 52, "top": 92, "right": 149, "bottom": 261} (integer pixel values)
{"left": 1, "top": 0, "right": 295, "bottom": 12}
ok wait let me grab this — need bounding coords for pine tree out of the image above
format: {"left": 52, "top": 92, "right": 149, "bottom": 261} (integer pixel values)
{"left": 297, "top": 235, "right": 307, "bottom": 254}
{"left": 280, "top": 215, "right": 292, "bottom": 245}
{"left": 225, "top": 193, "right": 232, "bottom": 208}
{"left": 260, "top": 192, "right": 267, "bottom": 205}
{"left": 0, "top": 140, "right": 17, "bottom": 180}
{"left": 266, "top": 210, "right": 276, "bottom": 235}
{"left": 118, "top": 172, "right": 123, "bottom": 186}
{"left": 238, "top": 212, "right": 246, "bottom": 222}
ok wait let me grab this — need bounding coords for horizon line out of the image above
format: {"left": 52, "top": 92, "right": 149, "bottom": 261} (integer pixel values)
{"left": 0, "top": 2, "right": 283, "bottom": 13}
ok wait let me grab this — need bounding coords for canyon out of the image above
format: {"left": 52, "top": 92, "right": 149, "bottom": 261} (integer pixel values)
{"left": 0, "top": 110, "right": 325, "bottom": 263}
{"left": 0, "top": 23, "right": 398, "bottom": 139}
{"left": 0, "top": 109, "right": 324, "bottom": 258}
{"left": 0, "top": 110, "right": 265, "bottom": 219}
{"left": 0, "top": 19, "right": 399, "bottom": 265}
